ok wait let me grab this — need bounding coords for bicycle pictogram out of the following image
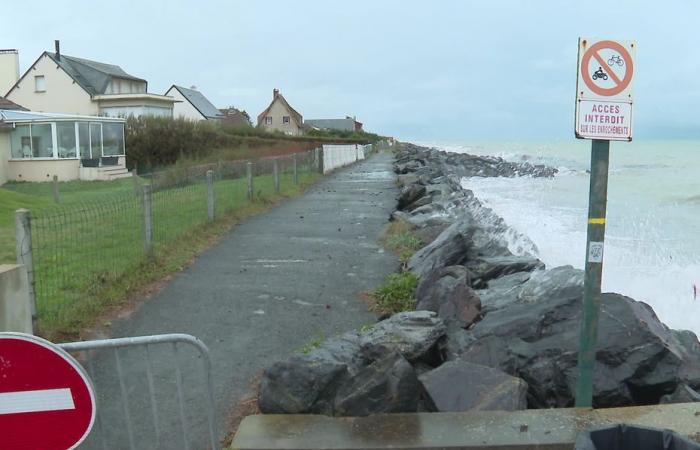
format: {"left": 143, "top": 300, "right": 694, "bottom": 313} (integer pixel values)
{"left": 607, "top": 54, "right": 624, "bottom": 67}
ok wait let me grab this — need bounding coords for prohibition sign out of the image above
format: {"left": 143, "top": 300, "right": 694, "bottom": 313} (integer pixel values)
{"left": 581, "top": 40, "right": 633, "bottom": 97}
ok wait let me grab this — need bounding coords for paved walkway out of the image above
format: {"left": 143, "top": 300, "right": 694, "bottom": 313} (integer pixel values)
{"left": 81, "top": 152, "right": 397, "bottom": 449}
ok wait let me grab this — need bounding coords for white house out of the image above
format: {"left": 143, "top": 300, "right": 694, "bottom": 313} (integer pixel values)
{"left": 165, "top": 85, "right": 222, "bottom": 121}
{"left": 257, "top": 89, "right": 304, "bottom": 135}
{"left": 3, "top": 41, "right": 177, "bottom": 118}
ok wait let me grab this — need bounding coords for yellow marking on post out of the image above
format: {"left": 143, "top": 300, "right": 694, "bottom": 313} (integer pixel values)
{"left": 588, "top": 218, "right": 606, "bottom": 224}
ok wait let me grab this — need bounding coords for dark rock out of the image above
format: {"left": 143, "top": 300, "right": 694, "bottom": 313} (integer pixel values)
{"left": 412, "top": 221, "right": 450, "bottom": 246}
{"left": 518, "top": 266, "right": 583, "bottom": 304}
{"left": 419, "top": 360, "right": 528, "bottom": 412}
{"left": 397, "top": 184, "right": 426, "bottom": 210}
{"left": 407, "top": 221, "right": 470, "bottom": 279}
{"left": 405, "top": 195, "right": 433, "bottom": 212}
{"left": 359, "top": 311, "right": 447, "bottom": 365}
{"left": 397, "top": 173, "right": 419, "bottom": 188}
{"left": 443, "top": 324, "right": 476, "bottom": 360}
{"left": 465, "top": 255, "right": 544, "bottom": 285}
{"left": 334, "top": 352, "right": 421, "bottom": 416}
{"left": 259, "top": 356, "right": 348, "bottom": 414}
{"left": 477, "top": 271, "right": 531, "bottom": 312}
{"left": 660, "top": 384, "right": 700, "bottom": 404}
{"left": 416, "top": 266, "right": 482, "bottom": 328}
{"left": 394, "top": 159, "right": 423, "bottom": 174}
{"left": 460, "top": 292, "right": 700, "bottom": 408}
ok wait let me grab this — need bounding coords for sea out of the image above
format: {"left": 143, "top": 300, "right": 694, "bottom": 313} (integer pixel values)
{"left": 426, "top": 139, "right": 700, "bottom": 335}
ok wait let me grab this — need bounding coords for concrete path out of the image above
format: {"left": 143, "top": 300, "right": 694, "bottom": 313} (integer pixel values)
{"left": 80, "top": 152, "right": 398, "bottom": 449}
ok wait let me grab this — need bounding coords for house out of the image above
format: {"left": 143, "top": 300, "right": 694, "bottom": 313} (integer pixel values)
{"left": 165, "top": 85, "right": 223, "bottom": 121}
{"left": 305, "top": 116, "right": 363, "bottom": 132}
{"left": 219, "top": 107, "right": 251, "bottom": 127}
{"left": 3, "top": 41, "right": 176, "bottom": 118}
{"left": 0, "top": 109, "right": 129, "bottom": 184}
{"left": 257, "top": 89, "right": 303, "bottom": 135}
{"left": 0, "top": 96, "right": 26, "bottom": 111}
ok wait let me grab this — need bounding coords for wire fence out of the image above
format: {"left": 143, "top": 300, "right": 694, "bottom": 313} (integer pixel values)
{"left": 25, "top": 148, "right": 324, "bottom": 332}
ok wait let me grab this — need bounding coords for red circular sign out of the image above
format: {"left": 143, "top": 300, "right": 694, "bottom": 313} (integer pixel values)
{"left": 581, "top": 40, "right": 634, "bottom": 97}
{"left": 0, "top": 333, "right": 96, "bottom": 450}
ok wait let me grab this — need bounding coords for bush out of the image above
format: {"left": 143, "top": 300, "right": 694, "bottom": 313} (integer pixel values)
{"left": 371, "top": 272, "right": 419, "bottom": 314}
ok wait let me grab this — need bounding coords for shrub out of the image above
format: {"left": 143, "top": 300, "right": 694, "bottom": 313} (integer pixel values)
{"left": 371, "top": 272, "right": 419, "bottom": 314}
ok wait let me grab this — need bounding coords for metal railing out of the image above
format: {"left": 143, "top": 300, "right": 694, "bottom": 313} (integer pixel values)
{"left": 59, "top": 333, "right": 218, "bottom": 450}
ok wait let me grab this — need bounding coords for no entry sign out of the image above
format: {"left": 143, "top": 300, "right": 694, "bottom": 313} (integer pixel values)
{"left": 575, "top": 38, "right": 636, "bottom": 141}
{"left": 0, "top": 333, "right": 96, "bottom": 450}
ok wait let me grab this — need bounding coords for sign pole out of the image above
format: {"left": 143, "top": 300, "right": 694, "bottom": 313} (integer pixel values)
{"left": 575, "top": 138, "right": 610, "bottom": 407}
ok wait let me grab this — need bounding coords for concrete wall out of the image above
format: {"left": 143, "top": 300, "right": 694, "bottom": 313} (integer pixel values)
{"left": 97, "top": 96, "right": 174, "bottom": 118}
{"left": 0, "top": 50, "right": 20, "bottom": 96}
{"left": 7, "top": 159, "right": 80, "bottom": 182}
{"left": 260, "top": 98, "right": 302, "bottom": 135}
{"left": 322, "top": 144, "right": 368, "bottom": 174}
{"left": 6, "top": 53, "right": 98, "bottom": 115}
{"left": 166, "top": 87, "right": 205, "bottom": 121}
{"left": 0, "top": 264, "right": 32, "bottom": 334}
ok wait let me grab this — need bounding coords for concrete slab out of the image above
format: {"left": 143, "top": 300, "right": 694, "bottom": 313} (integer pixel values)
{"left": 231, "top": 403, "right": 700, "bottom": 450}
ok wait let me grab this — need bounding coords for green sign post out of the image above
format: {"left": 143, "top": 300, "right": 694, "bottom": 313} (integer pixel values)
{"left": 573, "top": 38, "right": 635, "bottom": 407}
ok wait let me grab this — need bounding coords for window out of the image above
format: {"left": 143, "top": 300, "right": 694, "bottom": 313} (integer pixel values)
{"left": 265, "top": 116, "right": 272, "bottom": 125}
{"left": 89, "top": 123, "right": 102, "bottom": 159}
{"left": 283, "top": 116, "right": 290, "bottom": 124}
{"left": 56, "top": 122, "right": 77, "bottom": 158}
{"left": 34, "top": 75, "right": 46, "bottom": 92}
{"left": 78, "top": 122, "right": 90, "bottom": 158}
{"left": 30, "top": 124, "right": 54, "bottom": 158}
{"left": 102, "top": 122, "right": 125, "bottom": 156}
{"left": 10, "top": 124, "right": 31, "bottom": 158}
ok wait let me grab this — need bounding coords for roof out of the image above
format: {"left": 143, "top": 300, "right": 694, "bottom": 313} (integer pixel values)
{"left": 0, "top": 96, "right": 27, "bottom": 111}
{"left": 44, "top": 52, "right": 147, "bottom": 96}
{"left": 0, "top": 109, "right": 125, "bottom": 123}
{"left": 305, "top": 118, "right": 356, "bottom": 131}
{"left": 167, "top": 85, "right": 222, "bottom": 119}
{"left": 257, "top": 92, "right": 303, "bottom": 128}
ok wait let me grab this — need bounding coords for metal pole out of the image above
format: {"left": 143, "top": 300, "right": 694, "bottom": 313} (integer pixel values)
{"left": 142, "top": 185, "right": 153, "bottom": 257}
{"left": 293, "top": 153, "right": 298, "bottom": 185}
{"left": 273, "top": 158, "right": 280, "bottom": 194}
{"left": 575, "top": 139, "right": 610, "bottom": 407}
{"left": 206, "top": 170, "right": 214, "bottom": 222}
{"left": 246, "top": 162, "right": 254, "bottom": 201}
{"left": 52, "top": 175, "right": 60, "bottom": 203}
{"left": 15, "top": 209, "right": 36, "bottom": 330}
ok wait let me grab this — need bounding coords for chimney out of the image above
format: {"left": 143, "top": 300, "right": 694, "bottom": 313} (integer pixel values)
{"left": 0, "top": 49, "right": 20, "bottom": 95}
{"left": 55, "top": 40, "right": 61, "bottom": 61}
{"left": 273, "top": 88, "right": 279, "bottom": 99}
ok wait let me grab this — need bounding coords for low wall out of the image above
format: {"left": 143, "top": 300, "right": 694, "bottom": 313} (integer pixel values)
{"left": 7, "top": 159, "right": 80, "bottom": 182}
{"left": 321, "top": 144, "right": 370, "bottom": 174}
{"left": 0, "top": 264, "right": 33, "bottom": 333}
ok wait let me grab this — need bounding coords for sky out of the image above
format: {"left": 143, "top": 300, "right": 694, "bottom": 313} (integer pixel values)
{"left": 1, "top": 0, "right": 699, "bottom": 141}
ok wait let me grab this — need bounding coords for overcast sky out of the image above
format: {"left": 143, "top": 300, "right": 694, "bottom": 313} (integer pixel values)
{"left": 2, "top": 1, "right": 698, "bottom": 140}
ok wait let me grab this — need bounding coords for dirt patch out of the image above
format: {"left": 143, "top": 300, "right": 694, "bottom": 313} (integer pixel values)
{"left": 222, "top": 374, "right": 262, "bottom": 448}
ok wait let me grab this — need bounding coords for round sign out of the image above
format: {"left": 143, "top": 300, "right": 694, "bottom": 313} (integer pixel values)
{"left": 580, "top": 40, "right": 634, "bottom": 97}
{"left": 0, "top": 333, "right": 96, "bottom": 450}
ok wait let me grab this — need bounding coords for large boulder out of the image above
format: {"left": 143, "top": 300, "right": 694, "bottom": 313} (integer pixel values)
{"left": 415, "top": 266, "right": 482, "bottom": 328}
{"left": 518, "top": 266, "right": 583, "bottom": 304}
{"left": 419, "top": 360, "right": 528, "bottom": 412}
{"left": 397, "top": 184, "right": 426, "bottom": 210}
{"left": 660, "top": 384, "right": 700, "bottom": 404}
{"left": 359, "top": 311, "right": 447, "bottom": 365}
{"left": 333, "top": 352, "right": 422, "bottom": 416}
{"left": 465, "top": 255, "right": 544, "bottom": 286}
{"left": 407, "top": 221, "right": 470, "bottom": 279}
{"left": 459, "top": 292, "right": 700, "bottom": 408}
{"left": 477, "top": 271, "right": 531, "bottom": 313}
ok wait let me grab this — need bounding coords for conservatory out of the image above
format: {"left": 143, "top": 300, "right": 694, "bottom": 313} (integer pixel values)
{"left": 0, "top": 109, "right": 129, "bottom": 183}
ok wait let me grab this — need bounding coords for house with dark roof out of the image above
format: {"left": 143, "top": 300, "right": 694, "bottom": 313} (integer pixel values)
{"left": 305, "top": 116, "right": 363, "bottom": 132}
{"left": 219, "top": 107, "right": 251, "bottom": 127}
{"left": 4, "top": 41, "right": 176, "bottom": 118}
{"left": 165, "top": 85, "right": 223, "bottom": 121}
{"left": 257, "top": 89, "right": 303, "bottom": 135}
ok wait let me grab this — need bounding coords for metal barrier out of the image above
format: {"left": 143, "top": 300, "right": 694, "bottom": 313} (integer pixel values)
{"left": 59, "top": 333, "right": 218, "bottom": 450}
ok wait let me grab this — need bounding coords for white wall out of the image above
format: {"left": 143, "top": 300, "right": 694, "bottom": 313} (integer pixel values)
{"left": 166, "top": 87, "right": 205, "bottom": 121}
{"left": 6, "top": 53, "right": 98, "bottom": 115}
{"left": 322, "top": 144, "right": 370, "bottom": 173}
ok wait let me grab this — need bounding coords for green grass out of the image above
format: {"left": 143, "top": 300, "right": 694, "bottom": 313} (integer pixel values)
{"left": 371, "top": 272, "right": 419, "bottom": 315}
{"left": 297, "top": 333, "right": 325, "bottom": 354}
{"left": 1, "top": 168, "right": 320, "bottom": 340}
{"left": 381, "top": 220, "right": 424, "bottom": 264}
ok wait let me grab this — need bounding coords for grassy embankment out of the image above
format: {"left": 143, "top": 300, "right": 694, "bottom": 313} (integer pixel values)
{"left": 1, "top": 165, "right": 320, "bottom": 340}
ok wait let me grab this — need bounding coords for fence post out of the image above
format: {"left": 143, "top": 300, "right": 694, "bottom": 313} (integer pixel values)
{"left": 206, "top": 170, "right": 214, "bottom": 222}
{"left": 52, "top": 175, "right": 60, "bottom": 203}
{"left": 15, "top": 209, "right": 36, "bottom": 330}
{"left": 142, "top": 185, "right": 153, "bottom": 257}
{"left": 293, "top": 153, "right": 298, "bottom": 185}
{"left": 246, "top": 162, "right": 254, "bottom": 201}
{"left": 273, "top": 158, "right": 280, "bottom": 194}
{"left": 316, "top": 147, "right": 324, "bottom": 174}
{"left": 132, "top": 167, "right": 140, "bottom": 195}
